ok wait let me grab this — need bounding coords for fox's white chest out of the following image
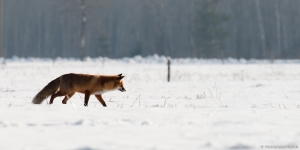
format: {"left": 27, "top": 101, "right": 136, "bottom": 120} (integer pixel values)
{"left": 93, "top": 89, "right": 114, "bottom": 95}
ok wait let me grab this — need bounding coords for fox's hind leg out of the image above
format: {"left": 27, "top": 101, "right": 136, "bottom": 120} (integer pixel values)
{"left": 49, "top": 91, "right": 67, "bottom": 104}
{"left": 62, "top": 92, "right": 75, "bottom": 104}
{"left": 95, "top": 95, "right": 107, "bottom": 107}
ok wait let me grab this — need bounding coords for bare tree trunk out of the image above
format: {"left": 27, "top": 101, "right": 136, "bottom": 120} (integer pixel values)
{"left": 0, "top": 0, "right": 3, "bottom": 60}
{"left": 111, "top": 0, "right": 120, "bottom": 58}
{"left": 188, "top": 0, "right": 197, "bottom": 57}
{"left": 80, "top": 0, "right": 86, "bottom": 60}
{"left": 275, "top": 0, "right": 281, "bottom": 59}
{"left": 159, "top": 1, "right": 168, "bottom": 56}
{"left": 255, "top": 0, "right": 266, "bottom": 59}
{"left": 158, "top": 0, "right": 170, "bottom": 57}
{"left": 14, "top": 16, "right": 19, "bottom": 57}
{"left": 37, "top": 10, "right": 42, "bottom": 57}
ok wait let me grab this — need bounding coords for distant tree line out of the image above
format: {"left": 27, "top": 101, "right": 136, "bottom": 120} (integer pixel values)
{"left": 1, "top": 0, "right": 300, "bottom": 59}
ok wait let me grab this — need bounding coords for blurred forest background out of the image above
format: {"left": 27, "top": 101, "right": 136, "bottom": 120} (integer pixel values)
{"left": 0, "top": 0, "right": 300, "bottom": 59}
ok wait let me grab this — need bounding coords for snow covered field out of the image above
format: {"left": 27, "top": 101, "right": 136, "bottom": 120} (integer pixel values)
{"left": 0, "top": 56, "right": 300, "bottom": 150}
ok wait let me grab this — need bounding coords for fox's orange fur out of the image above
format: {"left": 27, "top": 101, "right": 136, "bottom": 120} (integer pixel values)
{"left": 32, "top": 73, "right": 126, "bottom": 107}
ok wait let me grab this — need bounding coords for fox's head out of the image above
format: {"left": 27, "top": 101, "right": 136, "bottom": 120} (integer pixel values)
{"left": 116, "top": 74, "right": 126, "bottom": 92}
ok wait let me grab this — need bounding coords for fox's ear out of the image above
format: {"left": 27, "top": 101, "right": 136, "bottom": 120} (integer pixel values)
{"left": 118, "top": 73, "right": 122, "bottom": 77}
{"left": 118, "top": 76, "right": 125, "bottom": 80}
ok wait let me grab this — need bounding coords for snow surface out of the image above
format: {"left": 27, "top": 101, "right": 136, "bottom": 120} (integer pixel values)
{"left": 0, "top": 56, "right": 300, "bottom": 150}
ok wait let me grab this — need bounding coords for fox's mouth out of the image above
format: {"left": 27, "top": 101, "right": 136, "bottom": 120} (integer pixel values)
{"left": 118, "top": 87, "right": 126, "bottom": 92}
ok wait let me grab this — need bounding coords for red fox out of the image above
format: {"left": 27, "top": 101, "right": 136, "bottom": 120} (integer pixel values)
{"left": 32, "top": 73, "right": 126, "bottom": 107}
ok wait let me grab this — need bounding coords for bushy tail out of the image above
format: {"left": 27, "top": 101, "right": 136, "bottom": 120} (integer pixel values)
{"left": 32, "top": 77, "right": 60, "bottom": 104}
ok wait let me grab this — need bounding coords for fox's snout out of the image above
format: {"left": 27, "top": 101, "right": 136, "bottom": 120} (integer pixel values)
{"left": 118, "top": 87, "right": 126, "bottom": 92}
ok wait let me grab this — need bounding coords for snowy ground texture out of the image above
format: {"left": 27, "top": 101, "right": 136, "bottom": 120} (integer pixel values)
{"left": 0, "top": 55, "right": 300, "bottom": 150}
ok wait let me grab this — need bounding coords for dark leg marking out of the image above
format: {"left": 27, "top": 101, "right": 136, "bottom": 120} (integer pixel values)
{"left": 84, "top": 91, "right": 91, "bottom": 106}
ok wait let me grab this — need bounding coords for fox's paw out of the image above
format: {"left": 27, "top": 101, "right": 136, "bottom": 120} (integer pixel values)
{"left": 84, "top": 103, "right": 88, "bottom": 107}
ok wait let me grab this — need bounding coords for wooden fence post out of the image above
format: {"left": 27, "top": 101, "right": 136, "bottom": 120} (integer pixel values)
{"left": 167, "top": 59, "right": 171, "bottom": 82}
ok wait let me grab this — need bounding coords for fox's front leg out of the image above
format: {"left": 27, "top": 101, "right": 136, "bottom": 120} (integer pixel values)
{"left": 84, "top": 91, "right": 91, "bottom": 106}
{"left": 95, "top": 95, "right": 107, "bottom": 107}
